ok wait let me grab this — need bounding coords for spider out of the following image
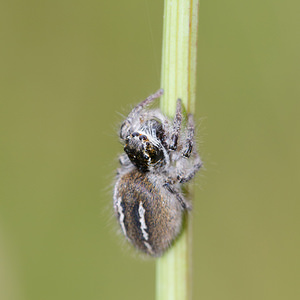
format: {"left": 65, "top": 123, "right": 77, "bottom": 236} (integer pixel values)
{"left": 113, "top": 89, "right": 202, "bottom": 256}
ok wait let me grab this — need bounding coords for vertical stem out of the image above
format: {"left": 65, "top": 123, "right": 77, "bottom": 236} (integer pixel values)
{"left": 156, "top": 0, "right": 199, "bottom": 300}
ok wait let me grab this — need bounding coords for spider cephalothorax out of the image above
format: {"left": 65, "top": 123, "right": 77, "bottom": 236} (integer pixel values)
{"left": 114, "top": 89, "right": 202, "bottom": 256}
{"left": 123, "top": 119, "right": 169, "bottom": 172}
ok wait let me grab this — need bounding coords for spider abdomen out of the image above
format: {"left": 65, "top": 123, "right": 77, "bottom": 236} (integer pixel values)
{"left": 114, "top": 169, "right": 183, "bottom": 256}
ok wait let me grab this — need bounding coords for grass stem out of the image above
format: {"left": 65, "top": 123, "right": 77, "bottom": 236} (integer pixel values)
{"left": 156, "top": 0, "right": 200, "bottom": 299}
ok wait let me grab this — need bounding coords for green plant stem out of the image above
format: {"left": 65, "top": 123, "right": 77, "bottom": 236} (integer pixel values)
{"left": 156, "top": 0, "right": 200, "bottom": 300}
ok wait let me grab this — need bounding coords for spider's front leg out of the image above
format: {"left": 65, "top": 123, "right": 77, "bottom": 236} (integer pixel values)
{"left": 116, "top": 153, "right": 134, "bottom": 176}
{"left": 182, "top": 113, "right": 195, "bottom": 158}
{"left": 176, "top": 113, "right": 202, "bottom": 183}
{"left": 169, "top": 99, "right": 183, "bottom": 150}
{"left": 119, "top": 153, "right": 131, "bottom": 167}
{"left": 119, "top": 89, "right": 164, "bottom": 140}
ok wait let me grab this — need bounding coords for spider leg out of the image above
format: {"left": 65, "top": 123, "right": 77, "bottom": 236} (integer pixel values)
{"left": 120, "top": 89, "right": 164, "bottom": 140}
{"left": 163, "top": 182, "right": 191, "bottom": 210}
{"left": 119, "top": 153, "right": 131, "bottom": 166}
{"left": 128, "top": 89, "right": 164, "bottom": 118}
{"left": 117, "top": 154, "right": 134, "bottom": 176}
{"left": 182, "top": 113, "right": 195, "bottom": 158}
{"left": 177, "top": 154, "right": 202, "bottom": 183}
{"left": 169, "top": 99, "right": 182, "bottom": 150}
{"left": 175, "top": 113, "right": 202, "bottom": 183}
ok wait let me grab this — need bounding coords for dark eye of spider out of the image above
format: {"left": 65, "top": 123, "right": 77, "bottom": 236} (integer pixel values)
{"left": 131, "top": 132, "right": 139, "bottom": 137}
{"left": 139, "top": 135, "right": 147, "bottom": 141}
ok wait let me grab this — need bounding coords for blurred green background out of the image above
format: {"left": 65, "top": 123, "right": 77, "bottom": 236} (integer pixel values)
{"left": 1, "top": 1, "right": 299, "bottom": 299}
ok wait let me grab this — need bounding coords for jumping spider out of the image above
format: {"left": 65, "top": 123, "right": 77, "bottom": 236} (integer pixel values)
{"left": 113, "top": 89, "right": 202, "bottom": 256}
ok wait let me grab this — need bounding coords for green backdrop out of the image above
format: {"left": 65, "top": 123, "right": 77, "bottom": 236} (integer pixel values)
{"left": 1, "top": 1, "right": 299, "bottom": 299}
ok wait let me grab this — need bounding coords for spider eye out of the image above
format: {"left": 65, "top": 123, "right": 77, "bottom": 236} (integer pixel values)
{"left": 131, "top": 132, "right": 139, "bottom": 137}
{"left": 139, "top": 135, "right": 147, "bottom": 141}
